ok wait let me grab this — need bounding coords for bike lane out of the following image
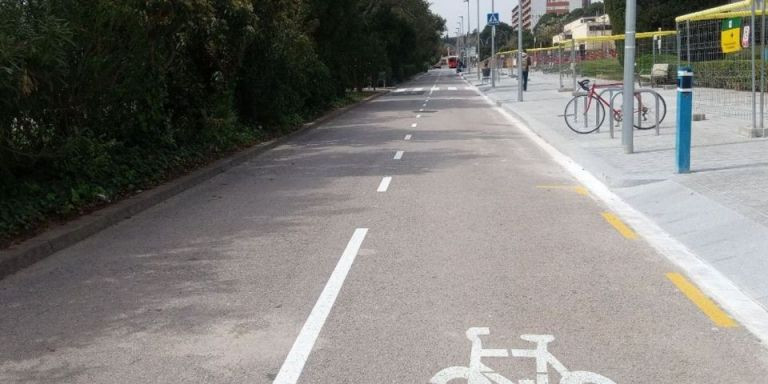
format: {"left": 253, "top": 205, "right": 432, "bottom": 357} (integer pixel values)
{"left": 287, "top": 70, "right": 768, "bottom": 383}
{"left": 0, "top": 76, "right": 441, "bottom": 383}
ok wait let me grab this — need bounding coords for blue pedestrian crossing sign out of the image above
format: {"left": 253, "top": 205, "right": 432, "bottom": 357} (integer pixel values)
{"left": 487, "top": 13, "right": 500, "bottom": 26}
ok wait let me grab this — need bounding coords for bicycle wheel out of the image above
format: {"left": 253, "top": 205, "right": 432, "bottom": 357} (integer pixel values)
{"left": 611, "top": 92, "right": 667, "bottom": 130}
{"left": 564, "top": 95, "right": 605, "bottom": 134}
{"left": 634, "top": 92, "right": 667, "bottom": 130}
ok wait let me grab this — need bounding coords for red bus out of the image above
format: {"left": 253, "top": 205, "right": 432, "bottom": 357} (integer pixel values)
{"left": 448, "top": 56, "right": 458, "bottom": 69}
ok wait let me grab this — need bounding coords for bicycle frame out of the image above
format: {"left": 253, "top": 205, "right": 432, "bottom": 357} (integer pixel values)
{"left": 583, "top": 82, "right": 625, "bottom": 116}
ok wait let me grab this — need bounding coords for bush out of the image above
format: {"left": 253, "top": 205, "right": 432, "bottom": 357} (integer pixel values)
{"left": 0, "top": 0, "right": 445, "bottom": 244}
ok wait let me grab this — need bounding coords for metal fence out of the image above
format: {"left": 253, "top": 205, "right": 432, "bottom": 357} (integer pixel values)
{"left": 494, "top": 31, "right": 678, "bottom": 93}
{"left": 677, "top": 0, "right": 767, "bottom": 136}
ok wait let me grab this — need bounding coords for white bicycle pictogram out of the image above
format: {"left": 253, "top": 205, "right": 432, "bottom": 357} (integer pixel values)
{"left": 430, "top": 327, "right": 616, "bottom": 384}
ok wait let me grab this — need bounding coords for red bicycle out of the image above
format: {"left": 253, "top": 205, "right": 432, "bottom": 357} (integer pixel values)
{"left": 563, "top": 79, "right": 667, "bottom": 134}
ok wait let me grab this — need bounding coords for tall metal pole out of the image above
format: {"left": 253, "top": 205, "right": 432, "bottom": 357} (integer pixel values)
{"left": 467, "top": 0, "right": 471, "bottom": 74}
{"left": 491, "top": 0, "right": 496, "bottom": 87}
{"left": 517, "top": 0, "right": 523, "bottom": 101}
{"left": 622, "top": 0, "right": 637, "bottom": 154}
{"left": 459, "top": 17, "right": 464, "bottom": 68}
{"left": 751, "top": 0, "right": 757, "bottom": 132}
{"left": 477, "top": 0, "right": 481, "bottom": 81}
{"left": 761, "top": 0, "right": 766, "bottom": 131}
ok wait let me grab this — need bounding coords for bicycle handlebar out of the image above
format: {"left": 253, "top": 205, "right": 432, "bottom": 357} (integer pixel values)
{"left": 578, "top": 79, "right": 590, "bottom": 91}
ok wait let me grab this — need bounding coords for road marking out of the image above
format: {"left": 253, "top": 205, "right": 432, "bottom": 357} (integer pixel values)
{"left": 273, "top": 228, "right": 369, "bottom": 384}
{"left": 601, "top": 212, "right": 638, "bottom": 240}
{"left": 411, "top": 123, "right": 418, "bottom": 128}
{"left": 417, "top": 114, "right": 422, "bottom": 118}
{"left": 413, "top": 87, "right": 424, "bottom": 92}
{"left": 420, "top": 108, "right": 424, "bottom": 112}
{"left": 431, "top": 87, "right": 441, "bottom": 91}
{"left": 536, "top": 185, "right": 589, "bottom": 196}
{"left": 394, "top": 151, "right": 404, "bottom": 160}
{"left": 667, "top": 272, "right": 738, "bottom": 328}
{"left": 431, "top": 328, "right": 616, "bottom": 384}
{"left": 464, "top": 86, "right": 474, "bottom": 90}
{"left": 404, "top": 134, "right": 412, "bottom": 140}
{"left": 394, "top": 88, "right": 406, "bottom": 93}
{"left": 377, "top": 177, "right": 392, "bottom": 192}
{"left": 448, "top": 86, "right": 458, "bottom": 91}
{"left": 478, "top": 89, "right": 768, "bottom": 344}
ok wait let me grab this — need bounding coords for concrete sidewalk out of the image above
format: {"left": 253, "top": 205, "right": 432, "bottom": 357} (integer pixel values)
{"left": 463, "top": 70, "right": 768, "bottom": 311}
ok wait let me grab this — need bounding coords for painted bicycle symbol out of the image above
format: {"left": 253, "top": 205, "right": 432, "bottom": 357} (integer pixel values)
{"left": 430, "top": 327, "right": 616, "bottom": 384}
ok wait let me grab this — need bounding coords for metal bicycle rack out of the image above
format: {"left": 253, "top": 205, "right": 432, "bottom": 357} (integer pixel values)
{"left": 570, "top": 85, "right": 665, "bottom": 139}
{"left": 612, "top": 88, "right": 666, "bottom": 138}
{"left": 598, "top": 87, "right": 624, "bottom": 138}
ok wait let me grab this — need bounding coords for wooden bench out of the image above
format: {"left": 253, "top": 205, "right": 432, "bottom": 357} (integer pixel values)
{"left": 639, "top": 63, "right": 670, "bottom": 88}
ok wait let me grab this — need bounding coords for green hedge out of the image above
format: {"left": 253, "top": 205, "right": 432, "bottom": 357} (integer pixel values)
{"left": 0, "top": 0, "right": 444, "bottom": 245}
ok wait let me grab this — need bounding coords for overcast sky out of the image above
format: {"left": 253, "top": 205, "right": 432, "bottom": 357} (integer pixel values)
{"left": 429, "top": 0, "right": 518, "bottom": 37}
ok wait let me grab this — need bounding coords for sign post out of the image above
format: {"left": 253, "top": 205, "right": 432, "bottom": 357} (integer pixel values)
{"left": 622, "top": 0, "right": 637, "bottom": 154}
{"left": 488, "top": 10, "right": 499, "bottom": 87}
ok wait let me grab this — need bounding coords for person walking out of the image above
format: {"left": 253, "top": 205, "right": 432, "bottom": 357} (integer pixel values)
{"left": 521, "top": 50, "right": 531, "bottom": 91}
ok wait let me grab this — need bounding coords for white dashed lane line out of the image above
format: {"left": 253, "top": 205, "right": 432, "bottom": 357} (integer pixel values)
{"left": 377, "top": 177, "right": 392, "bottom": 192}
{"left": 394, "top": 151, "right": 404, "bottom": 160}
{"left": 404, "top": 134, "right": 412, "bottom": 140}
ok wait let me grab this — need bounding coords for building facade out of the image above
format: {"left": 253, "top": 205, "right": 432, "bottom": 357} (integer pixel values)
{"left": 553, "top": 14, "right": 612, "bottom": 51}
{"left": 514, "top": 0, "right": 597, "bottom": 31}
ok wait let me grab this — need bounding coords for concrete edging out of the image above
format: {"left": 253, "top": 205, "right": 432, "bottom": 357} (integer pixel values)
{"left": 0, "top": 91, "right": 388, "bottom": 280}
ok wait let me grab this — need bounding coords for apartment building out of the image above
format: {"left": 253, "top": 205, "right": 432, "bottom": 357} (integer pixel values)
{"left": 552, "top": 14, "right": 613, "bottom": 51}
{"left": 513, "top": 0, "right": 595, "bottom": 31}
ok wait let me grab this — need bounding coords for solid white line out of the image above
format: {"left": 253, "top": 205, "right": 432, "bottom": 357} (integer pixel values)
{"left": 394, "top": 151, "right": 404, "bottom": 160}
{"left": 413, "top": 87, "right": 424, "bottom": 92}
{"left": 377, "top": 177, "right": 392, "bottom": 192}
{"left": 394, "top": 88, "right": 406, "bottom": 93}
{"left": 404, "top": 134, "right": 412, "bottom": 140}
{"left": 474, "top": 88, "right": 768, "bottom": 347}
{"left": 273, "top": 228, "right": 369, "bottom": 384}
{"left": 411, "top": 123, "right": 418, "bottom": 128}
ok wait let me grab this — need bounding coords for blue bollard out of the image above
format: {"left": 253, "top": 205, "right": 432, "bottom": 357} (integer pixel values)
{"left": 676, "top": 67, "right": 693, "bottom": 174}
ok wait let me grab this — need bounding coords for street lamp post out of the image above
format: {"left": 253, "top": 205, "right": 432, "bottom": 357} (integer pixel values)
{"left": 491, "top": 0, "right": 496, "bottom": 87}
{"left": 517, "top": 0, "right": 523, "bottom": 101}
{"left": 458, "top": 17, "right": 464, "bottom": 68}
{"left": 476, "top": 0, "right": 481, "bottom": 80}
{"left": 465, "top": 0, "right": 471, "bottom": 74}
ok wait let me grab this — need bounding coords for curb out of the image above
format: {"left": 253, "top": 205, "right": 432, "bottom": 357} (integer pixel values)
{"left": 0, "top": 91, "right": 388, "bottom": 280}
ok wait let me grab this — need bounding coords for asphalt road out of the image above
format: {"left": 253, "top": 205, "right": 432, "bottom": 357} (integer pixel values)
{"left": 2, "top": 69, "right": 768, "bottom": 383}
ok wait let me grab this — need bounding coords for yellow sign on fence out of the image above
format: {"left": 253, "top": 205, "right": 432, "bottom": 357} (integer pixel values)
{"left": 721, "top": 18, "right": 742, "bottom": 53}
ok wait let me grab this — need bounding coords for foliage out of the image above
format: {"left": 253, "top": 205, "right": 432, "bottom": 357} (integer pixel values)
{"left": 533, "top": 3, "right": 607, "bottom": 47}
{"left": 0, "top": 0, "right": 444, "bottom": 244}
{"left": 604, "top": 0, "right": 725, "bottom": 34}
{"left": 479, "top": 23, "right": 533, "bottom": 59}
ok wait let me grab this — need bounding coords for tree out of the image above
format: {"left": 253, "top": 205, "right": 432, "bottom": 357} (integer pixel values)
{"left": 604, "top": 0, "right": 725, "bottom": 34}
{"left": 479, "top": 23, "right": 533, "bottom": 59}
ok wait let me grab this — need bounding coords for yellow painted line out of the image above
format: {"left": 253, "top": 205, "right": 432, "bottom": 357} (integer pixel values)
{"left": 536, "top": 185, "right": 589, "bottom": 196}
{"left": 666, "top": 272, "right": 738, "bottom": 328}
{"left": 600, "top": 212, "right": 637, "bottom": 240}
{"left": 572, "top": 186, "right": 589, "bottom": 196}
